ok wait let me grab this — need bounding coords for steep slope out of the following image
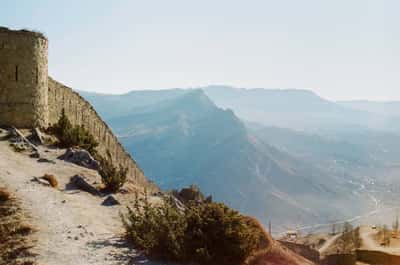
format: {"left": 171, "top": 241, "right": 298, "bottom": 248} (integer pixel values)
{"left": 203, "top": 86, "right": 385, "bottom": 132}
{"left": 0, "top": 132, "right": 161, "bottom": 265}
{"left": 246, "top": 242, "right": 315, "bottom": 265}
{"left": 248, "top": 124, "right": 376, "bottom": 173}
{"left": 84, "top": 90, "right": 370, "bottom": 232}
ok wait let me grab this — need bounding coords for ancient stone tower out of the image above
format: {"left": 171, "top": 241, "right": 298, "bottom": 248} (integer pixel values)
{"left": 0, "top": 26, "right": 158, "bottom": 192}
{"left": 0, "top": 27, "right": 49, "bottom": 128}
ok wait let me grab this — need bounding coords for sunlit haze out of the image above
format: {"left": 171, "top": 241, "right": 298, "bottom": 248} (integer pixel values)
{"left": 2, "top": 0, "right": 398, "bottom": 100}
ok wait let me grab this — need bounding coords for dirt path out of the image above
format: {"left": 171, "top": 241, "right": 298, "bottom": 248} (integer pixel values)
{"left": 359, "top": 226, "right": 400, "bottom": 255}
{"left": 0, "top": 134, "right": 164, "bottom": 265}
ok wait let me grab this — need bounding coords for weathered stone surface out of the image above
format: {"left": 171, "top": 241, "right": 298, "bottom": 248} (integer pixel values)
{"left": 0, "top": 27, "right": 48, "bottom": 128}
{"left": 9, "top": 127, "right": 38, "bottom": 151}
{"left": 101, "top": 195, "right": 120, "bottom": 206}
{"left": 31, "top": 128, "right": 44, "bottom": 145}
{"left": 70, "top": 175, "right": 100, "bottom": 196}
{"left": 58, "top": 148, "right": 99, "bottom": 170}
{"left": 37, "top": 158, "right": 55, "bottom": 164}
{"left": 48, "top": 79, "right": 158, "bottom": 192}
{"left": 30, "top": 151, "right": 40, "bottom": 158}
{"left": 31, "top": 176, "right": 50, "bottom": 186}
{"left": 10, "top": 142, "right": 29, "bottom": 152}
{"left": 0, "top": 27, "right": 159, "bottom": 193}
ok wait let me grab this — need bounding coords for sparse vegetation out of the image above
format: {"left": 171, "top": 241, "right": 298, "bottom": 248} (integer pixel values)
{"left": 122, "top": 191, "right": 269, "bottom": 265}
{"left": 98, "top": 152, "right": 127, "bottom": 193}
{"left": 50, "top": 110, "right": 126, "bottom": 192}
{"left": 0, "top": 188, "right": 10, "bottom": 202}
{"left": 49, "top": 109, "right": 98, "bottom": 155}
{"left": 42, "top": 174, "right": 58, "bottom": 188}
{"left": 336, "top": 222, "right": 361, "bottom": 253}
{"left": 171, "top": 184, "right": 212, "bottom": 204}
{"left": 0, "top": 187, "right": 36, "bottom": 265}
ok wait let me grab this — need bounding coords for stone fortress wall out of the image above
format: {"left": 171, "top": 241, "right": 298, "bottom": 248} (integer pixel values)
{"left": 47, "top": 78, "right": 157, "bottom": 191}
{"left": 0, "top": 27, "right": 48, "bottom": 128}
{"left": 0, "top": 27, "right": 157, "bottom": 192}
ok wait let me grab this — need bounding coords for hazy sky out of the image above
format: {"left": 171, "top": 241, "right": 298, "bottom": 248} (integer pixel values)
{"left": 2, "top": 0, "right": 398, "bottom": 100}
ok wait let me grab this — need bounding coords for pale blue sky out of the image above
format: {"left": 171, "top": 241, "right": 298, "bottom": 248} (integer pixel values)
{"left": 2, "top": 0, "right": 398, "bottom": 100}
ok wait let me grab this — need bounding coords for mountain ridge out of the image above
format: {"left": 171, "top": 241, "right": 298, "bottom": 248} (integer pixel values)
{"left": 82, "top": 88, "right": 371, "bottom": 232}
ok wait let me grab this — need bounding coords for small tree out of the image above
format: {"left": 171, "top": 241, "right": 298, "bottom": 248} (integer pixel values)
{"left": 121, "top": 194, "right": 267, "bottom": 265}
{"left": 98, "top": 154, "right": 127, "bottom": 193}
{"left": 184, "top": 202, "right": 262, "bottom": 265}
{"left": 50, "top": 108, "right": 98, "bottom": 154}
{"left": 122, "top": 193, "right": 186, "bottom": 260}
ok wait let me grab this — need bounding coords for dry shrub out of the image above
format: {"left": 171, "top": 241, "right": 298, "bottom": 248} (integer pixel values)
{"left": 49, "top": 109, "right": 98, "bottom": 155}
{"left": 12, "top": 224, "right": 34, "bottom": 236}
{"left": 97, "top": 154, "right": 127, "bottom": 193}
{"left": 0, "top": 188, "right": 10, "bottom": 202}
{"left": 122, "top": 193, "right": 270, "bottom": 265}
{"left": 42, "top": 174, "right": 58, "bottom": 188}
{"left": 0, "top": 188, "right": 36, "bottom": 265}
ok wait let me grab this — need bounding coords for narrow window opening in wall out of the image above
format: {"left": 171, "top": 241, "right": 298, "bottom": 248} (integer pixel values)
{"left": 36, "top": 67, "right": 39, "bottom": 84}
{"left": 15, "top": 65, "right": 18, "bottom": 81}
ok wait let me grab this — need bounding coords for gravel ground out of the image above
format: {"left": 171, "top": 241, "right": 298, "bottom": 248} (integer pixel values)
{"left": 0, "top": 130, "right": 166, "bottom": 265}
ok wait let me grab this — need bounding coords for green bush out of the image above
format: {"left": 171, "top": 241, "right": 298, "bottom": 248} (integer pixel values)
{"left": 184, "top": 202, "right": 262, "bottom": 265}
{"left": 98, "top": 154, "right": 127, "bottom": 192}
{"left": 122, "top": 194, "right": 186, "bottom": 260}
{"left": 122, "top": 192, "right": 265, "bottom": 265}
{"left": 49, "top": 109, "right": 98, "bottom": 154}
{"left": 51, "top": 110, "right": 126, "bottom": 192}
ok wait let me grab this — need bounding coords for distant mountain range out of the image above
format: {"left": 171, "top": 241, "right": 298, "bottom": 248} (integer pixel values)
{"left": 203, "top": 86, "right": 400, "bottom": 132}
{"left": 338, "top": 100, "right": 400, "bottom": 117}
{"left": 81, "top": 88, "right": 391, "bottom": 232}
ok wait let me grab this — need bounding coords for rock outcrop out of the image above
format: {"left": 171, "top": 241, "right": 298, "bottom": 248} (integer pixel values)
{"left": 59, "top": 148, "right": 100, "bottom": 170}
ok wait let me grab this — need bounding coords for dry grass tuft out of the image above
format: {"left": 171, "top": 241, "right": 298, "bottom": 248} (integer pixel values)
{"left": 0, "top": 188, "right": 10, "bottom": 202}
{"left": 42, "top": 174, "right": 58, "bottom": 188}
{"left": 0, "top": 187, "right": 36, "bottom": 265}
